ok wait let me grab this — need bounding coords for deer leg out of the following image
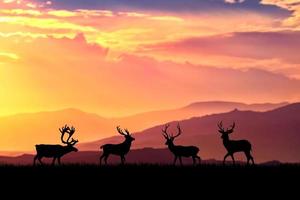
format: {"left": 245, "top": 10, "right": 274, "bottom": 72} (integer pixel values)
{"left": 223, "top": 153, "right": 230, "bottom": 165}
{"left": 246, "top": 154, "right": 251, "bottom": 165}
{"left": 230, "top": 154, "right": 235, "bottom": 165}
{"left": 249, "top": 152, "right": 255, "bottom": 165}
{"left": 38, "top": 157, "right": 43, "bottom": 165}
{"left": 33, "top": 155, "right": 38, "bottom": 166}
{"left": 52, "top": 157, "right": 56, "bottom": 166}
{"left": 120, "top": 155, "right": 125, "bottom": 165}
{"left": 104, "top": 155, "right": 109, "bottom": 164}
{"left": 100, "top": 154, "right": 105, "bottom": 165}
{"left": 179, "top": 157, "right": 183, "bottom": 166}
{"left": 57, "top": 157, "right": 61, "bottom": 165}
{"left": 192, "top": 157, "right": 196, "bottom": 165}
{"left": 251, "top": 156, "right": 255, "bottom": 165}
{"left": 244, "top": 151, "right": 249, "bottom": 165}
{"left": 196, "top": 155, "right": 201, "bottom": 165}
{"left": 173, "top": 156, "right": 177, "bottom": 165}
{"left": 245, "top": 151, "right": 255, "bottom": 165}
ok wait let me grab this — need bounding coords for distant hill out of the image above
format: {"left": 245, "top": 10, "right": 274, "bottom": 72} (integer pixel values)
{"left": 80, "top": 103, "right": 300, "bottom": 163}
{"left": 0, "top": 108, "right": 114, "bottom": 151}
{"left": 114, "top": 101, "right": 288, "bottom": 132}
{"left": 0, "top": 101, "right": 288, "bottom": 151}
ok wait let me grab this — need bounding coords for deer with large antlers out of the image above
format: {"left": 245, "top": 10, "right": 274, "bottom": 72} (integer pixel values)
{"left": 100, "top": 126, "right": 135, "bottom": 165}
{"left": 217, "top": 121, "right": 254, "bottom": 165}
{"left": 162, "top": 123, "right": 201, "bottom": 165}
{"left": 33, "top": 125, "right": 79, "bottom": 165}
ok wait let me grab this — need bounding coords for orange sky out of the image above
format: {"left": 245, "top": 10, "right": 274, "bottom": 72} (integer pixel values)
{"left": 1, "top": 0, "right": 300, "bottom": 117}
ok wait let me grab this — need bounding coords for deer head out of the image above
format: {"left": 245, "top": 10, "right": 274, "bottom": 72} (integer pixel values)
{"left": 217, "top": 121, "right": 235, "bottom": 140}
{"left": 59, "top": 124, "right": 79, "bottom": 152}
{"left": 117, "top": 126, "right": 135, "bottom": 142}
{"left": 162, "top": 123, "right": 181, "bottom": 146}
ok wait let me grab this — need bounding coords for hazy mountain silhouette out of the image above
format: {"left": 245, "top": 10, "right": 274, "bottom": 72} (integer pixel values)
{"left": 81, "top": 103, "right": 300, "bottom": 163}
{"left": 0, "top": 101, "right": 286, "bottom": 152}
{"left": 0, "top": 108, "right": 113, "bottom": 151}
{"left": 115, "top": 101, "right": 288, "bottom": 132}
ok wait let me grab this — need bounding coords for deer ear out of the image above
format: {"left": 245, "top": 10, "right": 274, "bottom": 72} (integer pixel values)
{"left": 218, "top": 130, "right": 224, "bottom": 134}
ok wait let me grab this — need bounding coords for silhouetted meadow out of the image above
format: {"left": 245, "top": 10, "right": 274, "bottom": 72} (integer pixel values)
{"left": 0, "top": 163, "right": 298, "bottom": 198}
{"left": 1, "top": 163, "right": 299, "bottom": 180}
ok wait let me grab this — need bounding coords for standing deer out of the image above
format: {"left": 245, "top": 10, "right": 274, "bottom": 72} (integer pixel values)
{"left": 162, "top": 123, "right": 201, "bottom": 165}
{"left": 34, "top": 125, "right": 78, "bottom": 165}
{"left": 100, "top": 126, "right": 135, "bottom": 165}
{"left": 217, "top": 121, "right": 254, "bottom": 165}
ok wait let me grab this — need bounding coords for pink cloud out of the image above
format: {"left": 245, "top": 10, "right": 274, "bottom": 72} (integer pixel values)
{"left": 1, "top": 32, "right": 300, "bottom": 117}
{"left": 144, "top": 31, "right": 300, "bottom": 64}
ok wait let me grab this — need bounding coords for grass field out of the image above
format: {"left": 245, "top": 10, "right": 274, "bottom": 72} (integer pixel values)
{"left": 1, "top": 163, "right": 299, "bottom": 180}
{"left": 1, "top": 163, "right": 298, "bottom": 197}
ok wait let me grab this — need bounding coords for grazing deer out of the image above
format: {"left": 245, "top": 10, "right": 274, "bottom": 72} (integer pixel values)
{"left": 162, "top": 124, "right": 201, "bottom": 165}
{"left": 100, "top": 126, "right": 135, "bottom": 165}
{"left": 217, "top": 121, "right": 254, "bottom": 165}
{"left": 34, "top": 125, "right": 78, "bottom": 165}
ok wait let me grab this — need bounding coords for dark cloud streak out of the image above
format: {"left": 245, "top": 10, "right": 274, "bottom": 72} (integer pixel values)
{"left": 39, "top": 0, "right": 290, "bottom": 17}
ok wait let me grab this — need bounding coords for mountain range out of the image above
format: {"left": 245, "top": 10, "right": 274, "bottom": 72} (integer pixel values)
{"left": 79, "top": 103, "right": 300, "bottom": 163}
{"left": 0, "top": 101, "right": 287, "bottom": 151}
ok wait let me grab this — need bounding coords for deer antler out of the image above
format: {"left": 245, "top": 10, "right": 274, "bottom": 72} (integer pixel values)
{"left": 59, "top": 125, "right": 78, "bottom": 146}
{"left": 227, "top": 122, "right": 235, "bottom": 134}
{"left": 70, "top": 138, "right": 79, "bottom": 145}
{"left": 162, "top": 124, "right": 170, "bottom": 139}
{"left": 66, "top": 126, "right": 75, "bottom": 143}
{"left": 124, "top": 129, "right": 130, "bottom": 136}
{"left": 59, "top": 124, "right": 70, "bottom": 144}
{"left": 69, "top": 126, "right": 78, "bottom": 145}
{"left": 117, "top": 126, "right": 126, "bottom": 136}
{"left": 217, "top": 121, "right": 225, "bottom": 133}
{"left": 172, "top": 123, "right": 181, "bottom": 138}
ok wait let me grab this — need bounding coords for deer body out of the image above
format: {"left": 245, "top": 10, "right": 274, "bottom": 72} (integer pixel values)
{"left": 167, "top": 143, "right": 199, "bottom": 158}
{"left": 35, "top": 144, "right": 76, "bottom": 158}
{"left": 162, "top": 124, "right": 201, "bottom": 165}
{"left": 34, "top": 125, "right": 78, "bottom": 165}
{"left": 218, "top": 122, "right": 254, "bottom": 165}
{"left": 100, "top": 126, "right": 135, "bottom": 165}
{"left": 101, "top": 140, "right": 132, "bottom": 156}
{"left": 223, "top": 139, "right": 252, "bottom": 154}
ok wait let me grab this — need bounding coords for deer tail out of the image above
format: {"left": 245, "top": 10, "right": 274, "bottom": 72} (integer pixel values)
{"left": 100, "top": 145, "right": 104, "bottom": 149}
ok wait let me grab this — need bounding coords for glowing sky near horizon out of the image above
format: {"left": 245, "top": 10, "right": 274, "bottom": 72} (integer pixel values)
{"left": 0, "top": 0, "right": 300, "bottom": 117}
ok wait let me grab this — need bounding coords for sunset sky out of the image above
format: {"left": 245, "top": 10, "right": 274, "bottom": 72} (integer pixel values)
{"left": 1, "top": 0, "right": 300, "bottom": 117}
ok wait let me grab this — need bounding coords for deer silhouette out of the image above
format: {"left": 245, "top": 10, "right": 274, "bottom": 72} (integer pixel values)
{"left": 162, "top": 123, "right": 201, "bottom": 165}
{"left": 100, "top": 126, "right": 135, "bottom": 165}
{"left": 217, "top": 121, "right": 254, "bottom": 165}
{"left": 34, "top": 125, "right": 78, "bottom": 165}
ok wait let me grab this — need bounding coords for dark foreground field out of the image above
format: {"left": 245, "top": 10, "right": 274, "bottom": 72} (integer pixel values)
{"left": 0, "top": 164, "right": 299, "bottom": 195}
{"left": 1, "top": 164, "right": 299, "bottom": 180}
